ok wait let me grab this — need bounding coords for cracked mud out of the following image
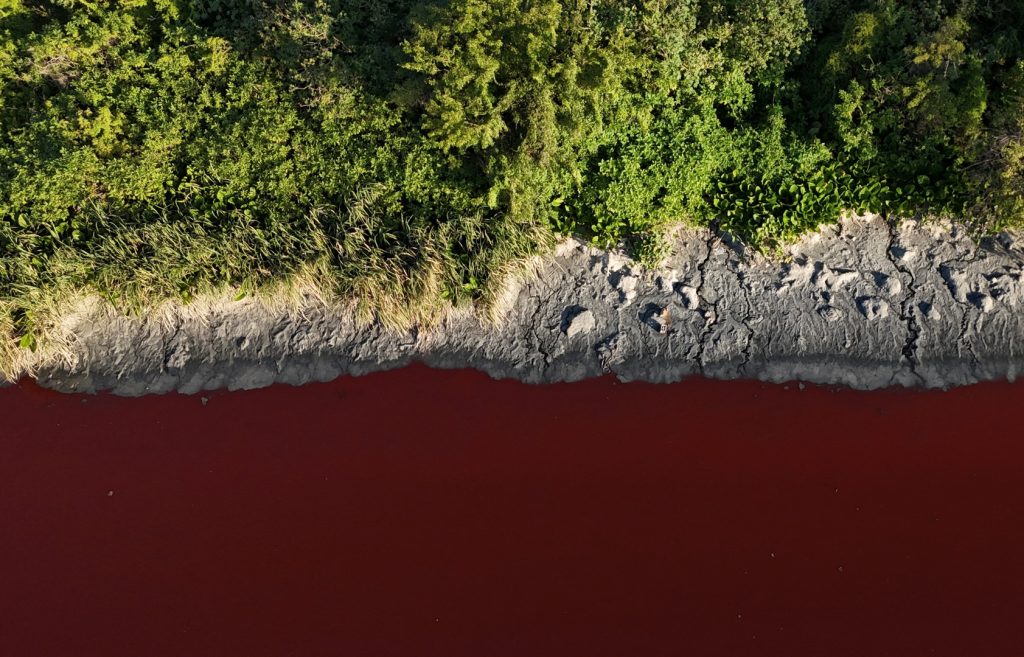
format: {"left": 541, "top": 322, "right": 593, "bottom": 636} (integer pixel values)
{"left": 22, "top": 215, "right": 1024, "bottom": 395}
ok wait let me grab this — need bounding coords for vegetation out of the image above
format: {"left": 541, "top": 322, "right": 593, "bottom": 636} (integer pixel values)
{"left": 1, "top": 0, "right": 1022, "bottom": 367}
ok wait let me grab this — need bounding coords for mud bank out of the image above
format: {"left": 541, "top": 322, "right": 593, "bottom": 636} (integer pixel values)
{"left": 20, "top": 215, "right": 1024, "bottom": 395}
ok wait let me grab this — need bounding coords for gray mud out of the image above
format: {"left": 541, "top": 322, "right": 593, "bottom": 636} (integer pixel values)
{"left": 28, "top": 215, "right": 1024, "bottom": 395}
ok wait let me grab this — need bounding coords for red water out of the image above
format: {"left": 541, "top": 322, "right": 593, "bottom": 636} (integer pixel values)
{"left": 1, "top": 365, "right": 1023, "bottom": 657}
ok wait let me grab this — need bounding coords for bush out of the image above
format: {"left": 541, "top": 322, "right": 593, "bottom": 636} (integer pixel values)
{"left": 0, "top": 0, "right": 1021, "bottom": 356}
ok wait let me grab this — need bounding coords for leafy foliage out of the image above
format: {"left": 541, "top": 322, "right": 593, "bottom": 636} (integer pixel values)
{"left": 0, "top": 0, "right": 1021, "bottom": 356}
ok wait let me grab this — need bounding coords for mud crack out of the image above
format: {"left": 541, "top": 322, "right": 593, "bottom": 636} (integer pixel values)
{"left": 886, "top": 219, "right": 924, "bottom": 384}
{"left": 692, "top": 224, "right": 721, "bottom": 374}
{"left": 736, "top": 267, "right": 756, "bottom": 374}
{"left": 938, "top": 261, "right": 981, "bottom": 369}
{"left": 525, "top": 281, "right": 552, "bottom": 368}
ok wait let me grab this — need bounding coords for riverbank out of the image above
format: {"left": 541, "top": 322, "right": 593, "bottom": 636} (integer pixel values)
{"left": 5, "top": 214, "right": 1023, "bottom": 395}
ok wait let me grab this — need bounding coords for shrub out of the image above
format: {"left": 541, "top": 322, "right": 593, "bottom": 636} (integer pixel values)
{"left": 0, "top": 0, "right": 1021, "bottom": 367}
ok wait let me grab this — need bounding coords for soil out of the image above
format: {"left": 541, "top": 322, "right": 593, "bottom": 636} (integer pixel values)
{"left": 12, "top": 214, "right": 1024, "bottom": 395}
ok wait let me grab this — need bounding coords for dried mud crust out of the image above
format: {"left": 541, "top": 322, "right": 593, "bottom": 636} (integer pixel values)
{"left": 29, "top": 215, "right": 1024, "bottom": 395}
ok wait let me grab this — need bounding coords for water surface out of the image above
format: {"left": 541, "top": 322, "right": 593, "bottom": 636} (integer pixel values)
{"left": 1, "top": 366, "right": 1021, "bottom": 656}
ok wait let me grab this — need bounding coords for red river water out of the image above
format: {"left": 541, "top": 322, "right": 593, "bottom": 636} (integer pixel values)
{"left": 2, "top": 365, "right": 1023, "bottom": 656}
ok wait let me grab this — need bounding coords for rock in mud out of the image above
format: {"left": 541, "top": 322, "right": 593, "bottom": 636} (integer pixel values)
{"left": 858, "top": 297, "right": 890, "bottom": 321}
{"left": 562, "top": 307, "right": 596, "bottom": 338}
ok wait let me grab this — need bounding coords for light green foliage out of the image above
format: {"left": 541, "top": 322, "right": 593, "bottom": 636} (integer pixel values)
{"left": 402, "top": 0, "right": 560, "bottom": 152}
{"left": 400, "top": 0, "right": 673, "bottom": 233}
{"left": 559, "top": 0, "right": 811, "bottom": 252}
{"left": 0, "top": 0, "right": 1022, "bottom": 360}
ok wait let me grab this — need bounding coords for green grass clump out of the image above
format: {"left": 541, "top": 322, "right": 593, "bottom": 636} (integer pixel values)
{"left": 1, "top": 0, "right": 1022, "bottom": 377}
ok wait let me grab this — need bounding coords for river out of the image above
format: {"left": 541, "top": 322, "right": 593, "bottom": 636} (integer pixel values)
{"left": 2, "top": 365, "right": 1022, "bottom": 656}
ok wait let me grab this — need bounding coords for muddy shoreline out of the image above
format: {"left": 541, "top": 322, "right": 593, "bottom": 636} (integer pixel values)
{"left": 12, "top": 215, "right": 1024, "bottom": 395}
